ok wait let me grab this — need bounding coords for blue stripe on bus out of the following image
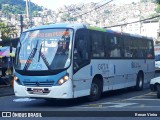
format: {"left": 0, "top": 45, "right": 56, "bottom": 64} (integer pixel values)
{"left": 15, "top": 71, "right": 67, "bottom": 86}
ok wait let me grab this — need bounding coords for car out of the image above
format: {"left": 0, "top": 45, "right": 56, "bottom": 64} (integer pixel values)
{"left": 155, "top": 60, "right": 160, "bottom": 71}
{"left": 150, "top": 77, "right": 160, "bottom": 98}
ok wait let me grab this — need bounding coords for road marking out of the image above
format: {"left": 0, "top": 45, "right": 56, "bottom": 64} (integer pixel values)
{"left": 13, "top": 98, "right": 36, "bottom": 102}
{"left": 81, "top": 102, "right": 137, "bottom": 108}
{"left": 78, "top": 92, "right": 159, "bottom": 108}
{"left": 124, "top": 92, "right": 157, "bottom": 100}
{"left": 127, "top": 98, "right": 160, "bottom": 101}
{"left": 102, "top": 102, "right": 137, "bottom": 108}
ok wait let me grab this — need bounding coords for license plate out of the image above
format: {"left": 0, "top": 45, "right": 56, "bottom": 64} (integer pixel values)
{"left": 32, "top": 89, "right": 43, "bottom": 94}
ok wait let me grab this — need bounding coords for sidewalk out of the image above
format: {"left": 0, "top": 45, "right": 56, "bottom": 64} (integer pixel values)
{"left": 0, "top": 85, "right": 14, "bottom": 97}
{"left": 0, "top": 76, "right": 14, "bottom": 97}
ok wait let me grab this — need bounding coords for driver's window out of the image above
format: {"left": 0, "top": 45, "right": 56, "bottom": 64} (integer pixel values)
{"left": 73, "top": 29, "right": 89, "bottom": 72}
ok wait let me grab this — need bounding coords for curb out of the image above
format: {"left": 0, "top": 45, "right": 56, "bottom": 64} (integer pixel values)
{"left": 0, "top": 93, "right": 14, "bottom": 97}
{"left": 0, "top": 85, "right": 10, "bottom": 88}
{"left": 0, "top": 86, "right": 14, "bottom": 97}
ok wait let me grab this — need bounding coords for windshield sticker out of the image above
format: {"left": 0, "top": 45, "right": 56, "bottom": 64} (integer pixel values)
{"left": 20, "top": 59, "right": 32, "bottom": 64}
{"left": 29, "top": 31, "right": 70, "bottom": 39}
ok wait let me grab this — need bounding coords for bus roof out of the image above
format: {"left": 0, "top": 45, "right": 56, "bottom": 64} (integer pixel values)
{"left": 25, "top": 23, "right": 87, "bottom": 32}
{"left": 24, "top": 23, "right": 153, "bottom": 40}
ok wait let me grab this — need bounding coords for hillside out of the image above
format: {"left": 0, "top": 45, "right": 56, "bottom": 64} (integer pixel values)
{"left": 0, "top": 0, "right": 42, "bottom": 16}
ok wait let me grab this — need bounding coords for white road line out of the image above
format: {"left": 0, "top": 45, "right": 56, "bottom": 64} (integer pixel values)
{"left": 80, "top": 102, "right": 137, "bottom": 108}
{"left": 124, "top": 92, "right": 156, "bottom": 100}
{"left": 127, "top": 98, "right": 160, "bottom": 101}
{"left": 104, "top": 103, "right": 137, "bottom": 108}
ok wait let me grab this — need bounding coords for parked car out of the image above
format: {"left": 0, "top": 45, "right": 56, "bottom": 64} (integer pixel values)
{"left": 155, "top": 55, "right": 160, "bottom": 71}
{"left": 150, "top": 77, "right": 160, "bottom": 98}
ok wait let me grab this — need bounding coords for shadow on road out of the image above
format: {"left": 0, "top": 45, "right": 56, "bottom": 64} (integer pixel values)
{"left": 25, "top": 85, "right": 150, "bottom": 108}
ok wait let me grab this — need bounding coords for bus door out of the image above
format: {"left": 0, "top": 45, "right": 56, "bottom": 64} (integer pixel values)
{"left": 107, "top": 32, "right": 123, "bottom": 89}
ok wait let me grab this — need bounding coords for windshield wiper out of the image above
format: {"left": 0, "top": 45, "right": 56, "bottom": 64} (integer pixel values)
{"left": 38, "top": 44, "right": 51, "bottom": 70}
{"left": 15, "top": 41, "right": 22, "bottom": 66}
{"left": 23, "top": 40, "right": 39, "bottom": 71}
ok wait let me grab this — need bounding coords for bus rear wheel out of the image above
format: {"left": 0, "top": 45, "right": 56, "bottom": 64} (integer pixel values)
{"left": 135, "top": 73, "right": 144, "bottom": 91}
{"left": 88, "top": 78, "right": 103, "bottom": 101}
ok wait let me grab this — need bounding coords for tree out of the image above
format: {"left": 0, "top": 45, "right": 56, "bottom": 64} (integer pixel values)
{"left": 156, "top": 4, "right": 160, "bottom": 13}
{"left": 140, "top": 0, "right": 158, "bottom": 3}
{"left": 0, "top": 22, "right": 17, "bottom": 41}
{"left": 157, "top": 0, "right": 160, "bottom": 4}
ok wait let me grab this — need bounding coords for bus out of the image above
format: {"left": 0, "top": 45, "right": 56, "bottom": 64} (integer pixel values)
{"left": 13, "top": 23, "right": 155, "bottom": 101}
{"left": 154, "top": 44, "right": 160, "bottom": 71}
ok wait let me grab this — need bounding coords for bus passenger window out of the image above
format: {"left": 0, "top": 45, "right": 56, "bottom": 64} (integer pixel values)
{"left": 91, "top": 32, "right": 105, "bottom": 58}
{"left": 109, "top": 37, "right": 121, "bottom": 57}
{"left": 124, "top": 48, "right": 132, "bottom": 57}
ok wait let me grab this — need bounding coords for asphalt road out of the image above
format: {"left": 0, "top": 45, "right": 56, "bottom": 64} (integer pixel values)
{"left": 1, "top": 72, "right": 160, "bottom": 120}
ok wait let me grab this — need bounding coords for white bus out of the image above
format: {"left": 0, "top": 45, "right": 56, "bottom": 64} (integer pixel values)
{"left": 13, "top": 23, "right": 155, "bottom": 101}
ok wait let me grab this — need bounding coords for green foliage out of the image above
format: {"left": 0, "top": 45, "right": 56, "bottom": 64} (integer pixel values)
{"left": 104, "top": 10, "right": 110, "bottom": 14}
{"left": 140, "top": 0, "right": 157, "bottom": 3}
{"left": 0, "top": 22, "right": 17, "bottom": 41}
{"left": 156, "top": 4, "right": 160, "bottom": 12}
{"left": 0, "top": 0, "right": 42, "bottom": 15}
{"left": 157, "top": 0, "right": 160, "bottom": 4}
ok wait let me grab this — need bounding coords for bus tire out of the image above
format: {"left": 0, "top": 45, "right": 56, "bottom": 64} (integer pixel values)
{"left": 88, "top": 78, "right": 103, "bottom": 101}
{"left": 157, "top": 84, "right": 160, "bottom": 98}
{"left": 135, "top": 73, "right": 144, "bottom": 91}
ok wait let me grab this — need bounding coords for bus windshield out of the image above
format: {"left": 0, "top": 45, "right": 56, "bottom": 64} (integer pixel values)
{"left": 15, "top": 28, "right": 73, "bottom": 71}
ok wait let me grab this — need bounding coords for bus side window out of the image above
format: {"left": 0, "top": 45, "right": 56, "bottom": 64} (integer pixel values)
{"left": 109, "top": 35, "right": 121, "bottom": 57}
{"left": 146, "top": 41, "right": 154, "bottom": 58}
{"left": 90, "top": 31, "right": 105, "bottom": 58}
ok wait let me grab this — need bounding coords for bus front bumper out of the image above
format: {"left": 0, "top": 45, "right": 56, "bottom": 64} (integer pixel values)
{"left": 13, "top": 80, "right": 73, "bottom": 99}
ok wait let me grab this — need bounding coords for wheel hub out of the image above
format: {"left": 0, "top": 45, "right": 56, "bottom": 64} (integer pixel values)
{"left": 91, "top": 83, "right": 98, "bottom": 95}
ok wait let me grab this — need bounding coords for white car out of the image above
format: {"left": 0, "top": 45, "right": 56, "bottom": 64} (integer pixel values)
{"left": 150, "top": 77, "right": 160, "bottom": 98}
{"left": 155, "top": 61, "right": 160, "bottom": 71}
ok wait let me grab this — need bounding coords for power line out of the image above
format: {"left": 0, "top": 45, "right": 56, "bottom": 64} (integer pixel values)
{"left": 58, "top": 0, "right": 109, "bottom": 14}
{"left": 104, "top": 15, "right": 160, "bottom": 28}
{"left": 72, "top": 0, "right": 113, "bottom": 18}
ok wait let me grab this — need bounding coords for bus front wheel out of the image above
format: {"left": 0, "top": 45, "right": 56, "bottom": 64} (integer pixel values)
{"left": 88, "top": 78, "right": 103, "bottom": 101}
{"left": 135, "top": 73, "right": 144, "bottom": 91}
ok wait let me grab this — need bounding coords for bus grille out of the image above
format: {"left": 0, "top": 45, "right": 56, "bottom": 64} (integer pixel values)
{"left": 23, "top": 81, "right": 54, "bottom": 87}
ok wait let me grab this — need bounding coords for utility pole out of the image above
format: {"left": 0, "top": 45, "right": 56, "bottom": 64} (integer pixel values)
{"left": 0, "top": 31, "right": 2, "bottom": 41}
{"left": 139, "top": 1, "right": 142, "bottom": 35}
{"left": 29, "top": 0, "right": 33, "bottom": 27}
{"left": 26, "top": 0, "right": 32, "bottom": 27}
{"left": 158, "top": 19, "right": 160, "bottom": 43}
{"left": 20, "top": 15, "right": 23, "bottom": 34}
{"left": 26, "top": 0, "right": 29, "bottom": 19}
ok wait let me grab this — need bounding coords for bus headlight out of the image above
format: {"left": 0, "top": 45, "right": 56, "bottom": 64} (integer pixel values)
{"left": 14, "top": 76, "right": 18, "bottom": 81}
{"left": 58, "top": 75, "right": 69, "bottom": 85}
{"left": 13, "top": 76, "right": 22, "bottom": 85}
